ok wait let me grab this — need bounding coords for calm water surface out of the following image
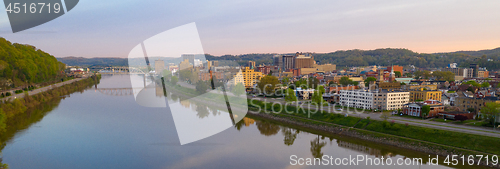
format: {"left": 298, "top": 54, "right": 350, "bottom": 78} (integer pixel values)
{"left": 0, "top": 75, "right": 479, "bottom": 169}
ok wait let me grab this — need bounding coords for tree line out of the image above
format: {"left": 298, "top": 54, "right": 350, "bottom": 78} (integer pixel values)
{"left": 0, "top": 37, "right": 66, "bottom": 90}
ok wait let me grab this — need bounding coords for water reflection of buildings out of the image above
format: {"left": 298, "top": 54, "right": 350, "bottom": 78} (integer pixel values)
{"left": 156, "top": 85, "right": 164, "bottom": 97}
{"left": 336, "top": 140, "right": 388, "bottom": 158}
{"left": 243, "top": 117, "right": 255, "bottom": 126}
{"left": 180, "top": 100, "right": 191, "bottom": 108}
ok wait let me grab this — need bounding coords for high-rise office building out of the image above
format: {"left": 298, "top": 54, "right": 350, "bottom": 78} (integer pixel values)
{"left": 247, "top": 61, "right": 256, "bottom": 69}
{"left": 470, "top": 63, "right": 479, "bottom": 77}
{"left": 273, "top": 55, "right": 283, "bottom": 71}
{"left": 283, "top": 55, "right": 295, "bottom": 71}
{"left": 294, "top": 52, "right": 314, "bottom": 68}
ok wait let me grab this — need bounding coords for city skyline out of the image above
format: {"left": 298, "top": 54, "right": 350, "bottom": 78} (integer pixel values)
{"left": 1, "top": 0, "right": 500, "bottom": 58}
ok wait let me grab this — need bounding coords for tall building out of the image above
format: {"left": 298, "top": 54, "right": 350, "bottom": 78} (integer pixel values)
{"left": 442, "top": 67, "right": 473, "bottom": 78}
{"left": 283, "top": 55, "right": 295, "bottom": 70}
{"left": 233, "top": 67, "right": 263, "bottom": 88}
{"left": 470, "top": 64, "right": 479, "bottom": 77}
{"left": 389, "top": 66, "right": 396, "bottom": 82}
{"left": 377, "top": 69, "right": 384, "bottom": 82}
{"left": 294, "top": 52, "right": 314, "bottom": 68}
{"left": 154, "top": 60, "right": 165, "bottom": 74}
{"left": 182, "top": 54, "right": 195, "bottom": 66}
{"left": 273, "top": 55, "right": 283, "bottom": 71}
{"left": 247, "top": 61, "right": 256, "bottom": 69}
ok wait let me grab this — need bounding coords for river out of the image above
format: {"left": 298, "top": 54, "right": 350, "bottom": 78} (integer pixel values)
{"left": 0, "top": 75, "right": 484, "bottom": 169}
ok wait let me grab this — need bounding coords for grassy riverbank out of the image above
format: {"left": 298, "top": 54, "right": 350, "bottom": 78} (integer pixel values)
{"left": 0, "top": 74, "right": 100, "bottom": 169}
{"left": 248, "top": 99, "right": 500, "bottom": 156}
{"left": 0, "top": 75, "right": 100, "bottom": 132}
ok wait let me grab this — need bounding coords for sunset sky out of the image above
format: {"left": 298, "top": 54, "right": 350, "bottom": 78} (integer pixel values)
{"left": 1, "top": 0, "right": 500, "bottom": 58}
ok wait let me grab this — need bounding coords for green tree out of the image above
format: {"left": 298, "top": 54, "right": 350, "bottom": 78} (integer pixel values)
{"left": 196, "top": 104, "right": 210, "bottom": 119}
{"left": 257, "top": 75, "right": 280, "bottom": 95}
{"left": 256, "top": 121, "right": 280, "bottom": 136}
{"left": 364, "top": 77, "right": 377, "bottom": 85}
{"left": 282, "top": 128, "right": 298, "bottom": 146}
{"left": 481, "top": 102, "right": 500, "bottom": 126}
{"left": 170, "top": 76, "right": 178, "bottom": 85}
{"left": 294, "top": 78, "right": 308, "bottom": 89}
{"left": 432, "top": 71, "right": 455, "bottom": 81}
{"left": 232, "top": 83, "right": 245, "bottom": 96}
{"left": 381, "top": 111, "right": 391, "bottom": 121}
{"left": 179, "top": 69, "right": 192, "bottom": 82}
{"left": 467, "top": 108, "right": 476, "bottom": 113}
{"left": 311, "top": 89, "right": 324, "bottom": 105}
{"left": 195, "top": 81, "right": 208, "bottom": 94}
{"left": 282, "top": 77, "right": 290, "bottom": 85}
{"left": 339, "top": 76, "right": 351, "bottom": 86}
{"left": 421, "top": 105, "right": 430, "bottom": 118}
{"left": 497, "top": 83, "right": 500, "bottom": 88}
{"left": 308, "top": 77, "right": 319, "bottom": 89}
{"left": 395, "top": 71, "right": 401, "bottom": 78}
{"left": 464, "top": 80, "right": 481, "bottom": 88}
{"left": 310, "top": 136, "right": 327, "bottom": 158}
{"left": 328, "top": 81, "right": 337, "bottom": 86}
{"left": 162, "top": 69, "right": 172, "bottom": 79}
{"left": 284, "top": 88, "right": 297, "bottom": 102}
{"left": 481, "top": 82, "right": 490, "bottom": 88}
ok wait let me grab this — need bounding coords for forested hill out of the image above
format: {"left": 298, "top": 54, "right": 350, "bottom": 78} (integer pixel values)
{"left": 0, "top": 37, "right": 65, "bottom": 88}
{"left": 57, "top": 57, "right": 128, "bottom": 66}
{"left": 313, "top": 48, "right": 500, "bottom": 70}
{"left": 56, "top": 47, "right": 500, "bottom": 71}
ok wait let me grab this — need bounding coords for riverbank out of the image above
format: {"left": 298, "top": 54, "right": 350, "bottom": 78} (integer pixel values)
{"left": 0, "top": 74, "right": 100, "bottom": 169}
{"left": 0, "top": 74, "right": 101, "bottom": 130}
{"left": 161, "top": 81, "right": 500, "bottom": 167}
{"left": 247, "top": 100, "right": 500, "bottom": 168}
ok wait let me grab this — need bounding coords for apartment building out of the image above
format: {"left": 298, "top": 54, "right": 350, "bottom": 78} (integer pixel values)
{"left": 373, "top": 90, "right": 410, "bottom": 111}
{"left": 233, "top": 67, "right": 263, "bottom": 88}
{"left": 409, "top": 88, "right": 442, "bottom": 102}
{"left": 455, "top": 96, "right": 500, "bottom": 112}
{"left": 339, "top": 90, "right": 374, "bottom": 110}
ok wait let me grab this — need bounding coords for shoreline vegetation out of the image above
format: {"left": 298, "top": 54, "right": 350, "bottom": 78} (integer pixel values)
{"left": 0, "top": 74, "right": 101, "bottom": 169}
{"left": 164, "top": 81, "right": 499, "bottom": 167}
{"left": 248, "top": 100, "right": 500, "bottom": 168}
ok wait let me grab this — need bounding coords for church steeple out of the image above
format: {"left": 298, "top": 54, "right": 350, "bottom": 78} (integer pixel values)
{"left": 389, "top": 65, "right": 396, "bottom": 82}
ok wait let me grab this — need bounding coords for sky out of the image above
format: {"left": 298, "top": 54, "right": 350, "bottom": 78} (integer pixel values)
{"left": 0, "top": 0, "right": 500, "bottom": 58}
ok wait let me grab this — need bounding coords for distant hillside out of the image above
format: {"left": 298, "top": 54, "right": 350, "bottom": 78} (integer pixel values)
{"left": 57, "top": 47, "right": 500, "bottom": 71}
{"left": 444, "top": 47, "right": 500, "bottom": 57}
{"left": 0, "top": 37, "right": 65, "bottom": 88}
{"left": 57, "top": 57, "right": 128, "bottom": 66}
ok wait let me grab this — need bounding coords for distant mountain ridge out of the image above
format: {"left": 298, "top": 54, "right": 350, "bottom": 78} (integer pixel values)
{"left": 57, "top": 56, "right": 128, "bottom": 66}
{"left": 57, "top": 47, "right": 500, "bottom": 71}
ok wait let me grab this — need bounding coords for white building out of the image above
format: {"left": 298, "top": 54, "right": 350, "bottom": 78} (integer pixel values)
{"left": 373, "top": 90, "right": 410, "bottom": 111}
{"left": 339, "top": 90, "right": 374, "bottom": 110}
